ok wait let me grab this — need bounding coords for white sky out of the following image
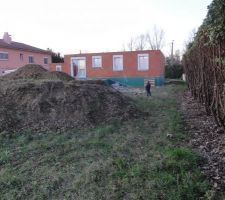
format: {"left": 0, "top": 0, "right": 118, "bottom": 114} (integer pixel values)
{"left": 1, "top": 0, "right": 212, "bottom": 56}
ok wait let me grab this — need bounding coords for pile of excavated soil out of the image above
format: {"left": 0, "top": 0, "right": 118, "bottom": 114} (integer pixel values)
{"left": 0, "top": 65, "right": 142, "bottom": 132}
{"left": 1, "top": 64, "right": 75, "bottom": 81}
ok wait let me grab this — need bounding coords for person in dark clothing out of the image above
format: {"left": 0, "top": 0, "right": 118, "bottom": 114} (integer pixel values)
{"left": 145, "top": 81, "right": 151, "bottom": 96}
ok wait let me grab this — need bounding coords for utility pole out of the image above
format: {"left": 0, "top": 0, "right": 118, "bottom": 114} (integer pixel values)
{"left": 171, "top": 40, "right": 174, "bottom": 58}
{"left": 171, "top": 40, "right": 174, "bottom": 65}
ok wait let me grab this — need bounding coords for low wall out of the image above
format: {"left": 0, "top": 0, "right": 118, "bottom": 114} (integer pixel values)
{"left": 92, "top": 76, "right": 165, "bottom": 87}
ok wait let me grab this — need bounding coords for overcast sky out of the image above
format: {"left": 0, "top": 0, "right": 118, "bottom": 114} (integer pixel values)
{"left": 1, "top": 0, "right": 212, "bottom": 56}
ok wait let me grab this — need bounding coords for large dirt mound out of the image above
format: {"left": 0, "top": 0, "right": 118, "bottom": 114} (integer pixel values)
{"left": 1, "top": 64, "right": 75, "bottom": 81}
{"left": 0, "top": 66, "right": 142, "bottom": 132}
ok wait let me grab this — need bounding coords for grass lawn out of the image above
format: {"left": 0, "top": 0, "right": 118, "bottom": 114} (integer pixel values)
{"left": 0, "top": 84, "right": 218, "bottom": 199}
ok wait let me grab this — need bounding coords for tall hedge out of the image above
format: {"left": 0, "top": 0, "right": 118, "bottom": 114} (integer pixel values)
{"left": 183, "top": 0, "right": 225, "bottom": 127}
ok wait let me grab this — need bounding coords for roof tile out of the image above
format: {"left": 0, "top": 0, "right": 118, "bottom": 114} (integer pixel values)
{"left": 0, "top": 39, "right": 51, "bottom": 54}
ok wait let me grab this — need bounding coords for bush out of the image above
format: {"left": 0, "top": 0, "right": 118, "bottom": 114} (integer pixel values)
{"left": 165, "top": 64, "right": 183, "bottom": 79}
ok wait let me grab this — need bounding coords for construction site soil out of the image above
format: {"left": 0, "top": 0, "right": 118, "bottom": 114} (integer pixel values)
{"left": 0, "top": 65, "right": 141, "bottom": 132}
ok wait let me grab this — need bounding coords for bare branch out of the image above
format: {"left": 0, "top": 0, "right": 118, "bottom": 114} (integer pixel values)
{"left": 127, "top": 37, "right": 135, "bottom": 51}
{"left": 146, "top": 25, "right": 165, "bottom": 50}
{"left": 135, "top": 34, "right": 147, "bottom": 50}
{"left": 184, "top": 28, "right": 197, "bottom": 48}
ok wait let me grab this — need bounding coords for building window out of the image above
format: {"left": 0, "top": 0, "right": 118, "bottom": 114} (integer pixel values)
{"left": 29, "top": 56, "right": 34, "bottom": 63}
{"left": 138, "top": 54, "right": 149, "bottom": 71}
{"left": 0, "top": 52, "right": 8, "bottom": 60}
{"left": 92, "top": 56, "right": 102, "bottom": 68}
{"left": 44, "top": 57, "right": 48, "bottom": 64}
{"left": 56, "top": 65, "right": 62, "bottom": 71}
{"left": 113, "top": 55, "right": 123, "bottom": 71}
{"left": 20, "top": 53, "right": 23, "bottom": 61}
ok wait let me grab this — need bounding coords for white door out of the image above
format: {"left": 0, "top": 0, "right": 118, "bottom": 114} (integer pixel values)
{"left": 71, "top": 57, "right": 86, "bottom": 78}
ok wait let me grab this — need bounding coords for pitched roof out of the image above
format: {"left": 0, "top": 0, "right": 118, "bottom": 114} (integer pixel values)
{"left": 0, "top": 39, "right": 51, "bottom": 55}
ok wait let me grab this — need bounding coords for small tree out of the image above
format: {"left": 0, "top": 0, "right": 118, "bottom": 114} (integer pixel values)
{"left": 47, "top": 48, "right": 64, "bottom": 63}
{"left": 165, "top": 63, "right": 183, "bottom": 79}
{"left": 146, "top": 25, "right": 165, "bottom": 50}
{"left": 184, "top": 28, "right": 197, "bottom": 50}
{"left": 135, "top": 34, "right": 147, "bottom": 50}
{"left": 121, "top": 43, "right": 126, "bottom": 51}
{"left": 174, "top": 50, "right": 181, "bottom": 64}
{"left": 127, "top": 37, "right": 135, "bottom": 51}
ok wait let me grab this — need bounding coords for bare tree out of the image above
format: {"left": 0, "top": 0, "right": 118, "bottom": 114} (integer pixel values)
{"left": 146, "top": 25, "right": 165, "bottom": 50}
{"left": 184, "top": 28, "right": 197, "bottom": 48}
{"left": 189, "top": 28, "right": 196, "bottom": 43}
{"left": 127, "top": 37, "right": 135, "bottom": 51}
{"left": 174, "top": 49, "right": 181, "bottom": 64}
{"left": 135, "top": 34, "right": 147, "bottom": 50}
{"left": 121, "top": 43, "right": 126, "bottom": 51}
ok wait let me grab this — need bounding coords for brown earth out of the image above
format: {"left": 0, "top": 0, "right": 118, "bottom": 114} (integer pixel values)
{"left": 1, "top": 64, "right": 74, "bottom": 82}
{"left": 0, "top": 65, "right": 142, "bottom": 132}
{"left": 181, "top": 90, "right": 225, "bottom": 194}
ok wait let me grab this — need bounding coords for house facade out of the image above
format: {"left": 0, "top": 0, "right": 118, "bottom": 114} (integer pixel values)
{"left": 50, "top": 50, "right": 165, "bottom": 87}
{"left": 0, "top": 32, "right": 52, "bottom": 75}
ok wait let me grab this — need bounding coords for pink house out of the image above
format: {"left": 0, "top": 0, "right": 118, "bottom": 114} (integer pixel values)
{"left": 0, "top": 32, "right": 52, "bottom": 75}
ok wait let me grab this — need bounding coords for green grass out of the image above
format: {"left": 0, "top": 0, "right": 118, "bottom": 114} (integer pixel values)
{"left": 0, "top": 84, "right": 221, "bottom": 199}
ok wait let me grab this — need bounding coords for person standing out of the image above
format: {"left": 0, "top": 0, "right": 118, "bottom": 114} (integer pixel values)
{"left": 145, "top": 81, "right": 151, "bottom": 97}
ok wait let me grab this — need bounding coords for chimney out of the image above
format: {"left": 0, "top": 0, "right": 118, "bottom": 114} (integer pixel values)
{"left": 3, "top": 32, "right": 12, "bottom": 44}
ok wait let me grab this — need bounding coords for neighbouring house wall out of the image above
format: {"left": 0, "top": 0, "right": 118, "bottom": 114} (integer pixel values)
{"left": 0, "top": 48, "right": 51, "bottom": 75}
{"left": 49, "top": 60, "right": 69, "bottom": 73}
{"left": 49, "top": 63, "right": 65, "bottom": 72}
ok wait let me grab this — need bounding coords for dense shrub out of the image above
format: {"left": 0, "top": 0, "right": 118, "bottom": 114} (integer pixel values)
{"left": 165, "top": 64, "right": 183, "bottom": 79}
